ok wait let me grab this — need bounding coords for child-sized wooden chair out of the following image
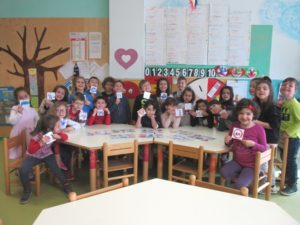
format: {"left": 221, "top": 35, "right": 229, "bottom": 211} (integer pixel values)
{"left": 100, "top": 140, "right": 138, "bottom": 187}
{"left": 274, "top": 139, "right": 289, "bottom": 191}
{"left": 189, "top": 175, "right": 248, "bottom": 196}
{"left": 69, "top": 178, "right": 129, "bottom": 202}
{"left": 168, "top": 141, "right": 204, "bottom": 183}
{"left": 3, "top": 131, "right": 46, "bottom": 196}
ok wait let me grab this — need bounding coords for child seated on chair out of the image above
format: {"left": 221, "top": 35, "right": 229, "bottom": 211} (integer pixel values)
{"left": 18, "top": 114, "right": 72, "bottom": 204}
{"left": 220, "top": 99, "right": 267, "bottom": 189}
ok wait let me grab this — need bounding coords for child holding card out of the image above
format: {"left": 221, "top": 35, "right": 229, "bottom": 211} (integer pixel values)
{"left": 161, "top": 97, "right": 181, "bottom": 128}
{"left": 220, "top": 99, "right": 267, "bottom": 189}
{"left": 39, "top": 85, "right": 69, "bottom": 115}
{"left": 132, "top": 80, "right": 158, "bottom": 123}
{"left": 87, "top": 96, "right": 111, "bottom": 125}
{"left": 101, "top": 76, "right": 115, "bottom": 107}
{"left": 68, "top": 92, "right": 87, "bottom": 126}
{"left": 109, "top": 80, "right": 131, "bottom": 124}
{"left": 177, "top": 87, "right": 196, "bottom": 126}
{"left": 18, "top": 114, "right": 72, "bottom": 204}
{"left": 191, "top": 99, "right": 213, "bottom": 127}
{"left": 136, "top": 99, "right": 161, "bottom": 129}
{"left": 85, "top": 76, "right": 101, "bottom": 101}
{"left": 156, "top": 78, "right": 172, "bottom": 106}
{"left": 9, "top": 87, "right": 39, "bottom": 159}
{"left": 68, "top": 76, "right": 93, "bottom": 113}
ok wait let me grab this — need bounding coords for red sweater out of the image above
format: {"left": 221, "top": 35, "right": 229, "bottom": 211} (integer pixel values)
{"left": 68, "top": 105, "right": 80, "bottom": 121}
{"left": 87, "top": 113, "right": 111, "bottom": 125}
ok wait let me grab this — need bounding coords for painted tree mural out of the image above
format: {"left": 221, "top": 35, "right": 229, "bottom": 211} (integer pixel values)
{"left": 0, "top": 26, "right": 69, "bottom": 104}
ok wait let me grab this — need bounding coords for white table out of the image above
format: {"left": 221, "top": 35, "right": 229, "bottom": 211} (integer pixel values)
{"left": 154, "top": 126, "right": 229, "bottom": 182}
{"left": 34, "top": 179, "right": 299, "bottom": 225}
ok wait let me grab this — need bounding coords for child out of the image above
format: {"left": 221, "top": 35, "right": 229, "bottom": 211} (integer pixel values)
{"left": 156, "top": 78, "right": 172, "bottom": 106}
{"left": 18, "top": 114, "right": 72, "bottom": 204}
{"left": 39, "top": 85, "right": 69, "bottom": 115}
{"left": 219, "top": 86, "right": 235, "bottom": 111}
{"left": 87, "top": 96, "right": 111, "bottom": 125}
{"left": 101, "top": 76, "right": 115, "bottom": 107}
{"left": 278, "top": 77, "right": 300, "bottom": 196}
{"left": 68, "top": 92, "right": 87, "bottom": 126}
{"left": 132, "top": 79, "right": 158, "bottom": 123}
{"left": 85, "top": 76, "right": 101, "bottom": 101}
{"left": 221, "top": 98, "right": 267, "bottom": 189}
{"left": 136, "top": 99, "right": 161, "bottom": 129}
{"left": 177, "top": 87, "right": 196, "bottom": 126}
{"left": 191, "top": 99, "right": 213, "bottom": 127}
{"left": 9, "top": 87, "right": 39, "bottom": 159}
{"left": 161, "top": 97, "right": 181, "bottom": 128}
{"left": 109, "top": 80, "right": 131, "bottom": 124}
{"left": 249, "top": 77, "right": 261, "bottom": 98}
{"left": 173, "top": 76, "right": 187, "bottom": 104}
{"left": 69, "top": 76, "right": 93, "bottom": 113}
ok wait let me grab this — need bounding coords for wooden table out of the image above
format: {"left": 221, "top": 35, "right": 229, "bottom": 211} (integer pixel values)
{"left": 33, "top": 179, "right": 299, "bottom": 225}
{"left": 64, "top": 124, "right": 154, "bottom": 191}
{"left": 154, "top": 126, "right": 229, "bottom": 183}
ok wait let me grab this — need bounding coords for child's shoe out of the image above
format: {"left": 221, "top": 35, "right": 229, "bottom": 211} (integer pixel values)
{"left": 271, "top": 185, "right": 279, "bottom": 194}
{"left": 280, "top": 184, "right": 298, "bottom": 196}
{"left": 63, "top": 183, "right": 73, "bottom": 194}
{"left": 20, "top": 191, "right": 32, "bottom": 204}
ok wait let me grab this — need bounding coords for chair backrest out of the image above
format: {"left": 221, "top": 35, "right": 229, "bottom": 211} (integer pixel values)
{"left": 103, "top": 140, "right": 137, "bottom": 157}
{"left": 3, "top": 131, "right": 26, "bottom": 160}
{"left": 69, "top": 178, "right": 129, "bottom": 202}
{"left": 189, "top": 175, "right": 248, "bottom": 197}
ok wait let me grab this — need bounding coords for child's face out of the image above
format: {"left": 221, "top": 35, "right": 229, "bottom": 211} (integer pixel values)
{"left": 95, "top": 99, "right": 107, "bottom": 109}
{"left": 145, "top": 104, "right": 156, "bottom": 117}
{"left": 177, "top": 79, "right": 186, "bottom": 91}
{"left": 159, "top": 80, "right": 168, "bottom": 92}
{"left": 166, "top": 104, "right": 176, "bottom": 114}
{"left": 53, "top": 121, "right": 61, "bottom": 134}
{"left": 141, "top": 81, "right": 151, "bottom": 93}
{"left": 76, "top": 78, "right": 86, "bottom": 92}
{"left": 104, "top": 82, "right": 114, "bottom": 93}
{"left": 89, "top": 78, "right": 99, "bottom": 88}
{"left": 209, "top": 103, "right": 222, "bottom": 115}
{"left": 238, "top": 108, "right": 254, "bottom": 127}
{"left": 17, "top": 90, "right": 30, "bottom": 101}
{"left": 183, "top": 91, "right": 193, "bottom": 103}
{"left": 221, "top": 89, "right": 231, "bottom": 101}
{"left": 56, "top": 105, "right": 67, "bottom": 119}
{"left": 114, "top": 82, "right": 124, "bottom": 93}
{"left": 73, "top": 99, "right": 84, "bottom": 111}
{"left": 250, "top": 80, "right": 257, "bottom": 97}
{"left": 280, "top": 81, "right": 297, "bottom": 100}
{"left": 55, "top": 87, "right": 66, "bottom": 101}
{"left": 256, "top": 83, "right": 270, "bottom": 102}
{"left": 197, "top": 102, "right": 207, "bottom": 111}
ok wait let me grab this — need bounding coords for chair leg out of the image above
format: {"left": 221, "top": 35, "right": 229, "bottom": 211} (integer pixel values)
{"left": 35, "top": 165, "right": 41, "bottom": 196}
{"left": 220, "top": 177, "right": 226, "bottom": 186}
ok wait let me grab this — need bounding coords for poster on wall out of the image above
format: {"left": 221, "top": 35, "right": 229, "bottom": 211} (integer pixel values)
{"left": 89, "top": 32, "right": 102, "bottom": 59}
{"left": 69, "top": 32, "right": 88, "bottom": 61}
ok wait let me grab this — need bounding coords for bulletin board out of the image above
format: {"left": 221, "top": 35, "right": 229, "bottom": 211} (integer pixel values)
{"left": 0, "top": 18, "right": 108, "bottom": 104}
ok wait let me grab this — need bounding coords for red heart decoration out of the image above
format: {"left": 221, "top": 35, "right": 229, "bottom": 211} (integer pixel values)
{"left": 114, "top": 48, "right": 138, "bottom": 69}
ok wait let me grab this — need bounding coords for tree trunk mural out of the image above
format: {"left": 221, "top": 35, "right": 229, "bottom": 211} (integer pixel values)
{"left": 0, "top": 26, "right": 69, "bottom": 104}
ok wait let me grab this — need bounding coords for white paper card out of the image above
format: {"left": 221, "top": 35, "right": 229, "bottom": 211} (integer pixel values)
{"left": 232, "top": 127, "right": 245, "bottom": 140}
{"left": 137, "top": 108, "right": 146, "bottom": 117}
{"left": 44, "top": 131, "right": 55, "bottom": 145}
{"left": 47, "top": 92, "right": 55, "bottom": 101}
{"left": 79, "top": 111, "right": 87, "bottom": 121}
{"left": 97, "top": 109, "right": 104, "bottom": 116}
{"left": 90, "top": 86, "right": 98, "bottom": 94}
{"left": 184, "top": 103, "right": 193, "bottom": 110}
{"left": 116, "top": 92, "right": 123, "bottom": 99}
{"left": 160, "top": 92, "right": 168, "bottom": 100}
{"left": 175, "top": 108, "right": 184, "bottom": 117}
{"left": 196, "top": 110, "right": 203, "bottom": 117}
{"left": 19, "top": 99, "right": 30, "bottom": 108}
{"left": 143, "top": 92, "right": 151, "bottom": 99}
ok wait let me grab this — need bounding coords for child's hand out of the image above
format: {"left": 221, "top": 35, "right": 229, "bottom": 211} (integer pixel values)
{"left": 45, "top": 99, "right": 53, "bottom": 107}
{"left": 201, "top": 111, "right": 209, "bottom": 117}
{"left": 281, "top": 132, "right": 289, "bottom": 140}
{"left": 137, "top": 108, "right": 146, "bottom": 118}
{"left": 189, "top": 110, "right": 197, "bottom": 117}
{"left": 115, "top": 98, "right": 121, "bottom": 105}
{"left": 63, "top": 127, "right": 74, "bottom": 133}
{"left": 105, "top": 108, "right": 110, "bottom": 114}
{"left": 149, "top": 111, "right": 156, "bottom": 119}
{"left": 52, "top": 134, "right": 61, "bottom": 139}
{"left": 93, "top": 108, "right": 98, "bottom": 116}
{"left": 224, "top": 135, "right": 232, "bottom": 145}
{"left": 220, "top": 110, "right": 229, "bottom": 119}
{"left": 41, "top": 135, "right": 50, "bottom": 144}
{"left": 241, "top": 140, "right": 255, "bottom": 148}
{"left": 16, "top": 105, "right": 24, "bottom": 113}
{"left": 85, "top": 99, "right": 91, "bottom": 106}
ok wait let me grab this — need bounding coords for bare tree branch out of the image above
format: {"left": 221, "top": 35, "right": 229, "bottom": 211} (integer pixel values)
{"left": 7, "top": 63, "right": 24, "bottom": 77}
{"left": 0, "top": 45, "right": 23, "bottom": 67}
{"left": 37, "top": 47, "right": 69, "bottom": 65}
{"left": 41, "top": 65, "right": 62, "bottom": 80}
{"left": 32, "top": 27, "right": 48, "bottom": 60}
{"left": 16, "top": 26, "right": 28, "bottom": 60}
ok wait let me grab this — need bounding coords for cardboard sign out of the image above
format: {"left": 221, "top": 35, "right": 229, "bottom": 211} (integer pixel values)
{"left": 232, "top": 127, "right": 245, "bottom": 140}
{"left": 175, "top": 108, "right": 184, "bottom": 117}
{"left": 19, "top": 99, "right": 30, "bottom": 109}
{"left": 47, "top": 92, "right": 56, "bottom": 101}
{"left": 116, "top": 92, "right": 123, "bottom": 99}
{"left": 143, "top": 91, "right": 151, "bottom": 99}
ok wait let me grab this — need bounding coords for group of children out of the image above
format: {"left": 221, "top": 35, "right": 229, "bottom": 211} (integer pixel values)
{"left": 8, "top": 75, "right": 300, "bottom": 204}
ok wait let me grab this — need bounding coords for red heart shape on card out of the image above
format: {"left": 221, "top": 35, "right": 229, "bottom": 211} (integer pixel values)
{"left": 114, "top": 48, "right": 138, "bottom": 69}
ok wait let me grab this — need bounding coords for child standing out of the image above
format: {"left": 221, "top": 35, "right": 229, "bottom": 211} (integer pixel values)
{"left": 136, "top": 99, "right": 161, "bottom": 129}
{"left": 85, "top": 76, "right": 101, "bottom": 101}
{"left": 249, "top": 78, "right": 261, "bottom": 99}
{"left": 101, "top": 76, "right": 115, "bottom": 107}
{"left": 9, "top": 87, "right": 39, "bottom": 159}
{"left": 87, "top": 96, "right": 111, "bottom": 125}
{"left": 39, "top": 85, "right": 69, "bottom": 115}
{"left": 18, "top": 115, "right": 72, "bottom": 204}
{"left": 156, "top": 78, "right": 172, "bottom": 106}
{"left": 279, "top": 77, "right": 300, "bottom": 196}
{"left": 161, "top": 97, "right": 181, "bottom": 128}
{"left": 173, "top": 76, "right": 187, "bottom": 104}
{"left": 109, "top": 80, "right": 131, "bottom": 124}
{"left": 221, "top": 99, "right": 267, "bottom": 189}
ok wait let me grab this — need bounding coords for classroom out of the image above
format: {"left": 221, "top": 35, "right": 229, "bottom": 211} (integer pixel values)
{"left": 0, "top": 0, "right": 300, "bottom": 224}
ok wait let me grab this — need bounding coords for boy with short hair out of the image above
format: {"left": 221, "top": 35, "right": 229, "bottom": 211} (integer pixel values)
{"left": 279, "top": 77, "right": 300, "bottom": 196}
{"left": 68, "top": 92, "right": 87, "bottom": 126}
{"left": 101, "top": 76, "right": 115, "bottom": 107}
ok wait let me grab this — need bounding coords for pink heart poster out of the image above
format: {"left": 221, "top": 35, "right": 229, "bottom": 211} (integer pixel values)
{"left": 114, "top": 48, "right": 138, "bottom": 69}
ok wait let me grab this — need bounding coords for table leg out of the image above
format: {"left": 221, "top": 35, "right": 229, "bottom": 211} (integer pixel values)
{"left": 157, "top": 144, "right": 163, "bottom": 178}
{"left": 143, "top": 144, "right": 150, "bottom": 181}
{"left": 209, "top": 153, "right": 217, "bottom": 183}
{"left": 89, "top": 150, "right": 97, "bottom": 191}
